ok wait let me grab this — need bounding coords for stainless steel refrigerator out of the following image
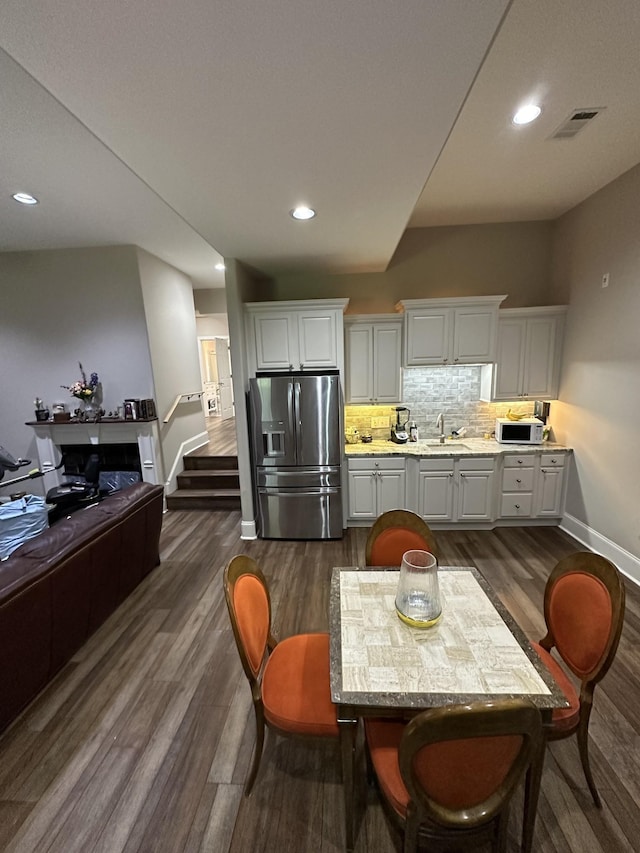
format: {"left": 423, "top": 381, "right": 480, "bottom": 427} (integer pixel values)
{"left": 249, "top": 371, "right": 343, "bottom": 539}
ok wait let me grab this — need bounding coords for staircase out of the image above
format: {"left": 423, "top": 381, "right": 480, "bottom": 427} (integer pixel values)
{"left": 166, "top": 454, "right": 241, "bottom": 511}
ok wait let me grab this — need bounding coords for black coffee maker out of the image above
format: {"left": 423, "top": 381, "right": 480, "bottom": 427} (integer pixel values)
{"left": 390, "top": 407, "right": 410, "bottom": 444}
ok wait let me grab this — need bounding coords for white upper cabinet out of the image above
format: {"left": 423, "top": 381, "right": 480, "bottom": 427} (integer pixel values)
{"left": 246, "top": 299, "right": 349, "bottom": 373}
{"left": 480, "top": 306, "right": 567, "bottom": 402}
{"left": 397, "top": 296, "right": 506, "bottom": 366}
{"left": 345, "top": 315, "right": 402, "bottom": 403}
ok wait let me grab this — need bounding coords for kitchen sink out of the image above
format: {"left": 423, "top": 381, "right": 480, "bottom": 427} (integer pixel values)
{"left": 417, "top": 440, "right": 472, "bottom": 451}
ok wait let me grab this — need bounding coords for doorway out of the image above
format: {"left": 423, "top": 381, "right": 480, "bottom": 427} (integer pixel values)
{"left": 198, "top": 336, "right": 234, "bottom": 421}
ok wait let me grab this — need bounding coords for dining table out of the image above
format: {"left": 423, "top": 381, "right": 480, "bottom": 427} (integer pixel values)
{"left": 329, "top": 564, "right": 569, "bottom": 852}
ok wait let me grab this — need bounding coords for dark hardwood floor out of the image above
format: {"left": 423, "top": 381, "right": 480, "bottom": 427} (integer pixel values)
{"left": 188, "top": 415, "right": 238, "bottom": 458}
{"left": 1, "top": 511, "right": 639, "bottom": 851}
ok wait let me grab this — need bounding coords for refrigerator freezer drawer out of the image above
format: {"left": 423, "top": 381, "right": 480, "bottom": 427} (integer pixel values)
{"left": 258, "top": 487, "right": 343, "bottom": 540}
{"left": 256, "top": 467, "right": 341, "bottom": 489}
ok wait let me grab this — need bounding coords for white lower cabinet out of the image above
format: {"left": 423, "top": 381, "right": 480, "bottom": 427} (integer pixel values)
{"left": 457, "top": 458, "right": 495, "bottom": 522}
{"left": 418, "top": 459, "right": 455, "bottom": 521}
{"left": 535, "top": 452, "right": 566, "bottom": 516}
{"left": 419, "top": 457, "right": 495, "bottom": 522}
{"left": 348, "top": 457, "right": 407, "bottom": 520}
{"left": 348, "top": 448, "right": 568, "bottom": 527}
{"left": 499, "top": 455, "right": 536, "bottom": 519}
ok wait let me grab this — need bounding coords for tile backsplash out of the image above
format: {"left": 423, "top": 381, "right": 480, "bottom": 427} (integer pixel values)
{"left": 344, "top": 366, "right": 538, "bottom": 441}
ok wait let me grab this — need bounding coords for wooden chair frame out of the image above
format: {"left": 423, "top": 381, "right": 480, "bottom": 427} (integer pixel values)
{"left": 365, "top": 509, "right": 439, "bottom": 565}
{"left": 224, "top": 554, "right": 277, "bottom": 794}
{"left": 396, "top": 700, "right": 544, "bottom": 853}
{"left": 224, "top": 554, "right": 338, "bottom": 795}
{"left": 538, "top": 551, "right": 626, "bottom": 807}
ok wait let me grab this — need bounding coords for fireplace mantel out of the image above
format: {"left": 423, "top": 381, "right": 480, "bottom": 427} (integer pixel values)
{"left": 27, "top": 419, "right": 164, "bottom": 490}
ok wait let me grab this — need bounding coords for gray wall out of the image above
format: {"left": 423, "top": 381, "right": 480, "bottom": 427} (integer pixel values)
{"left": 0, "top": 246, "right": 154, "bottom": 486}
{"left": 137, "top": 249, "right": 206, "bottom": 482}
{"left": 550, "top": 162, "right": 640, "bottom": 565}
{"left": 267, "top": 221, "right": 557, "bottom": 312}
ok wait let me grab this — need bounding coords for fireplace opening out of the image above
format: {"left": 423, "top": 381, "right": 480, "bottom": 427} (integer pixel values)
{"left": 60, "top": 443, "right": 142, "bottom": 491}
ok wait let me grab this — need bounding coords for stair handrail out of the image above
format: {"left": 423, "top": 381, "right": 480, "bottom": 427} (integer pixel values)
{"left": 163, "top": 391, "right": 204, "bottom": 423}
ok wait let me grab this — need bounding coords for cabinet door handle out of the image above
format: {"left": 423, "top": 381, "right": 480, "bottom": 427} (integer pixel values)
{"left": 449, "top": 472, "right": 453, "bottom": 478}
{"left": 454, "top": 357, "right": 459, "bottom": 363}
{"left": 515, "top": 504, "right": 520, "bottom": 509}
{"left": 516, "top": 478, "right": 522, "bottom": 484}
{"left": 517, "top": 459, "right": 523, "bottom": 464}
{"left": 550, "top": 458, "right": 557, "bottom": 464}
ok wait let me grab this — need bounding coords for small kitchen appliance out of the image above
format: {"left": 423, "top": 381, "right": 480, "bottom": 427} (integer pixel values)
{"left": 534, "top": 400, "right": 550, "bottom": 424}
{"left": 390, "top": 407, "right": 410, "bottom": 444}
{"left": 495, "top": 417, "right": 544, "bottom": 444}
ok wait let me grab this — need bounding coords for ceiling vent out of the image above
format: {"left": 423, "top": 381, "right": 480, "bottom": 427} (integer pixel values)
{"left": 550, "top": 107, "right": 605, "bottom": 140}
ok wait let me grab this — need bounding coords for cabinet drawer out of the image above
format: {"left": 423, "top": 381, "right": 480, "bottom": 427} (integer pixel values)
{"left": 502, "top": 468, "right": 534, "bottom": 491}
{"left": 348, "top": 457, "right": 404, "bottom": 471}
{"left": 503, "top": 455, "right": 535, "bottom": 468}
{"left": 500, "top": 494, "right": 533, "bottom": 517}
{"left": 419, "top": 458, "right": 455, "bottom": 473}
{"left": 458, "top": 457, "right": 494, "bottom": 471}
{"left": 540, "top": 452, "right": 565, "bottom": 467}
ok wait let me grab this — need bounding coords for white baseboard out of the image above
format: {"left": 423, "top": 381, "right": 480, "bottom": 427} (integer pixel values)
{"left": 165, "top": 431, "right": 209, "bottom": 494}
{"left": 241, "top": 520, "right": 257, "bottom": 539}
{"left": 560, "top": 513, "right": 640, "bottom": 589}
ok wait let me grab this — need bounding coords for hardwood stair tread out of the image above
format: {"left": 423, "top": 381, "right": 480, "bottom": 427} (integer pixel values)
{"left": 168, "top": 488, "right": 241, "bottom": 497}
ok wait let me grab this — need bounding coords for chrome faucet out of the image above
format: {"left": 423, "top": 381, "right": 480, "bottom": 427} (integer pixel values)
{"left": 436, "top": 412, "right": 445, "bottom": 444}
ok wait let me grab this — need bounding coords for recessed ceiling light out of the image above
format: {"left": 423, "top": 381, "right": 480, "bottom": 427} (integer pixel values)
{"left": 215, "top": 262, "right": 225, "bottom": 271}
{"left": 290, "top": 206, "right": 316, "bottom": 220}
{"left": 512, "top": 104, "right": 542, "bottom": 125}
{"left": 12, "top": 192, "right": 39, "bottom": 205}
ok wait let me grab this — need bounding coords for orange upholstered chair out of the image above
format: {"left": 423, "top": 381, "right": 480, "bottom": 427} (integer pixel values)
{"left": 223, "top": 554, "right": 338, "bottom": 794}
{"left": 365, "top": 699, "right": 544, "bottom": 853}
{"left": 365, "top": 509, "right": 439, "bottom": 567}
{"left": 532, "top": 551, "right": 625, "bottom": 807}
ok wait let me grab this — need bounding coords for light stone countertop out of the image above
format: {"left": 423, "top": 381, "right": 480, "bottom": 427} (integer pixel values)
{"left": 344, "top": 437, "right": 571, "bottom": 458}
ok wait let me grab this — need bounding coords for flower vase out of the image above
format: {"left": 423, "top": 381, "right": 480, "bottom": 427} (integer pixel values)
{"left": 80, "top": 396, "right": 98, "bottom": 418}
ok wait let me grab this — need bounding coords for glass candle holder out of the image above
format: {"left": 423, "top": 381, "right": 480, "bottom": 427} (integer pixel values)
{"left": 395, "top": 549, "right": 442, "bottom": 628}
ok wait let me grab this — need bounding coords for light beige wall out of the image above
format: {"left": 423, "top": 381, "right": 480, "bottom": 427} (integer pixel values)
{"left": 268, "top": 221, "right": 556, "bottom": 312}
{"left": 225, "top": 259, "right": 261, "bottom": 537}
{"left": 550, "top": 162, "right": 640, "bottom": 565}
{"left": 0, "top": 246, "right": 154, "bottom": 479}
{"left": 194, "top": 288, "right": 227, "bottom": 315}
{"left": 136, "top": 249, "right": 206, "bottom": 483}
{"left": 195, "top": 315, "right": 229, "bottom": 337}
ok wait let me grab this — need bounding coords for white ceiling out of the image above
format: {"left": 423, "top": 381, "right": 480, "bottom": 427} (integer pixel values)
{"left": 1, "top": 0, "right": 639, "bottom": 289}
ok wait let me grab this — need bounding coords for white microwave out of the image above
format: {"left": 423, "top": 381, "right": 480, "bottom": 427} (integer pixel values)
{"left": 495, "top": 417, "right": 544, "bottom": 444}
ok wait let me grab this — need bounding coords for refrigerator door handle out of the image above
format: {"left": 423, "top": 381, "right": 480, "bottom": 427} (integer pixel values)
{"left": 293, "top": 378, "right": 302, "bottom": 427}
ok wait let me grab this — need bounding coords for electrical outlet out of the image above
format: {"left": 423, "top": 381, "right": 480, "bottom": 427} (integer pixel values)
{"left": 371, "top": 416, "right": 388, "bottom": 428}
{"left": 602, "top": 272, "right": 610, "bottom": 288}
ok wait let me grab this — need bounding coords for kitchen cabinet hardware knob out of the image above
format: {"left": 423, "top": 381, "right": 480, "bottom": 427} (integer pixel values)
{"left": 454, "top": 357, "right": 459, "bottom": 363}
{"left": 516, "top": 478, "right": 522, "bottom": 484}
{"left": 515, "top": 504, "right": 520, "bottom": 509}
{"left": 551, "top": 458, "right": 557, "bottom": 463}
{"left": 449, "top": 472, "right": 453, "bottom": 477}
{"left": 517, "top": 459, "right": 523, "bottom": 464}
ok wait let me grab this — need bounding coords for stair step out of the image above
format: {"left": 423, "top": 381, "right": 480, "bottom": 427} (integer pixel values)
{"left": 166, "top": 488, "right": 242, "bottom": 511}
{"left": 177, "top": 469, "right": 240, "bottom": 489}
{"left": 184, "top": 455, "right": 238, "bottom": 471}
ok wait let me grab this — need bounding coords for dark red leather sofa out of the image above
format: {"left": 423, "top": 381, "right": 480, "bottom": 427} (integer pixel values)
{"left": 0, "top": 482, "right": 164, "bottom": 734}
